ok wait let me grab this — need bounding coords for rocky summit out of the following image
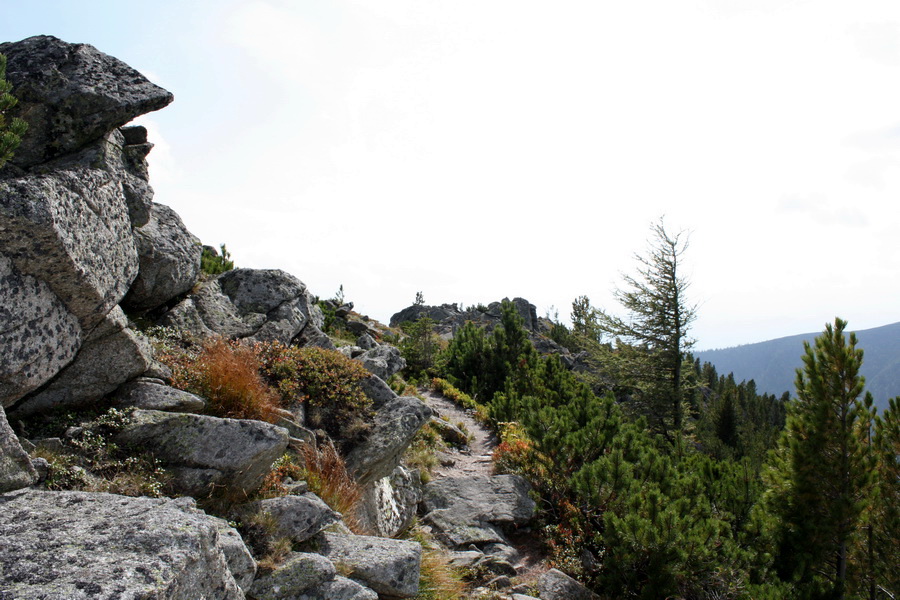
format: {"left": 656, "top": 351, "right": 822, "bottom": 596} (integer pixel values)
{"left": 0, "top": 35, "right": 547, "bottom": 600}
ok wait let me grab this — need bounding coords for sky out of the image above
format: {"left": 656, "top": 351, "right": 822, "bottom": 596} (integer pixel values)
{"left": 4, "top": 0, "right": 899, "bottom": 350}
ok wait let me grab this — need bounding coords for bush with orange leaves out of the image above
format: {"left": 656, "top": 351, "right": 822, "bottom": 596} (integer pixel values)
{"left": 193, "top": 338, "right": 281, "bottom": 422}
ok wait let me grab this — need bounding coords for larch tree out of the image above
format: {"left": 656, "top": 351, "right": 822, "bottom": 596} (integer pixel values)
{"left": 596, "top": 218, "right": 697, "bottom": 437}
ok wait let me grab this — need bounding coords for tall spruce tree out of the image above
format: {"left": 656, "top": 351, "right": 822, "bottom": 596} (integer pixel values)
{"left": 596, "top": 218, "right": 697, "bottom": 437}
{"left": 765, "top": 318, "right": 874, "bottom": 599}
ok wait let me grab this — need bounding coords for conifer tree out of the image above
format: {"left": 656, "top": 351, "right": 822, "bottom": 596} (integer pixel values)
{"left": 765, "top": 318, "right": 874, "bottom": 599}
{"left": 596, "top": 218, "right": 697, "bottom": 437}
{"left": 0, "top": 53, "right": 28, "bottom": 169}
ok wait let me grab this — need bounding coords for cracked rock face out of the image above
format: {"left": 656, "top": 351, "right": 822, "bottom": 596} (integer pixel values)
{"left": 314, "top": 532, "right": 422, "bottom": 598}
{"left": 160, "top": 268, "right": 319, "bottom": 344}
{"left": 0, "top": 35, "right": 173, "bottom": 168}
{"left": 0, "top": 489, "right": 244, "bottom": 599}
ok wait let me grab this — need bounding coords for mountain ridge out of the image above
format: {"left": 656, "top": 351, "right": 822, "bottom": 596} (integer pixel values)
{"left": 695, "top": 320, "right": 900, "bottom": 411}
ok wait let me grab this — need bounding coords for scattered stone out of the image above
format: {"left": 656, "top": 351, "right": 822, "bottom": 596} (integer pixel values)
{"left": 429, "top": 416, "right": 469, "bottom": 448}
{"left": 0, "top": 489, "right": 242, "bottom": 599}
{"left": 113, "top": 409, "right": 289, "bottom": 493}
{"left": 210, "top": 516, "right": 257, "bottom": 593}
{"left": 248, "top": 552, "right": 335, "bottom": 600}
{"left": 303, "top": 576, "right": 379, "bottom": 600}
{"left": 124, "top": 202, "right": 201, "bottom": 312}
{"left": 246, "top": 493, "right": 342, "bottom": 544}
{"left": 357, "top": 333, "right": 378, "bottom": 350}
{"left": 485, "top": 575, "right": 512, "bottom": 589}
{"left": 358, "top": 374, "right": 397, "bottom": 410}
{"left": 0, "top": 407, "right": 37, "bottom": 492}
{"left": 356, "top": 465, "right": 422, "bottom": 538}
{"left": 538, "top": 568, "right": 601, "bottom": 600}
{"left": 111, "top": 378, "right": 206, "bottom": 412}
{"left": 314, "top": 532, "right": 422, "bottom": 599}
{"left": 0, "top": 35, "right": 173, "bottom": 168}
{"left": 345, "top": 395, "right": 431, "bottom": 487}
{"left": 447, "top": 550, "right": 484, "bottom": 570}
{"left": 356, "top": 344, "right": 406, "bottom": 380}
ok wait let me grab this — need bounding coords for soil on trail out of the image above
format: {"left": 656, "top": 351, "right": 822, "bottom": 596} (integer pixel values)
{"left": 419, "top": 388, "right": 498, "bottom": 479}
{"left": 419, "top": 388, "right": 550, "bottom": 584}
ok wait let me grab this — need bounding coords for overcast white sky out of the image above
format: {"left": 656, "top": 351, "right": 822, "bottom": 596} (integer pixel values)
{"left": 4, "top": 0, "right": 899, "bottom": 349}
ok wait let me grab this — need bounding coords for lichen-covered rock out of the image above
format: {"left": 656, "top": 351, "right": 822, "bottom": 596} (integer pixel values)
{"left": 314, "top": 532, "right": 422, "bottom": 598}
{"left": 248, "top": 552, "right": 335, "bottom": 600}
{"left": 0, "top": 254, "right": 81, "bottom": 407}
{"left": 422, "top": 474, "right": 535, "bottom": 548}
{"left": 124, "top": 202, "right": 201, "bottom": 312}
{"left": 345, "top": 396, "right": 431, "bottom": 487}
{"left": 302, "top": 576, "right": 378, "bottom": 600}
{"left": 0, "top": 489, "right": 243, "bottom": 599}
{"left": 160, "top": 268, "right": 316, "bottom": 344}
{"left": 10, "top": 307, "right": 153, "bottom": 417}
{"left": 0, "top": 35, "right": 173, "bottom": 169}
{"left": 356, "top": 465, "right": 421, "bottom": 538}
{"left": 210, "top": 516, "right": 257, "bottom": 593}
{"left": 0, "top": 168, "right": 139, "bottom": 332}
{"left": 358, "top": 374, "right": 397, "bottom": 410}
{"left": 538, "top": 568, "right": 601, "bottom": 600}
{"left": 110, "top": 378, "right": 206, "bottom": 413}
{"left": 0, "top": 408, "right": 37, "bottom": 493}
{"left": 356, "top": 344, "right": 406, "bottom": 380}
{"left": 245, "top": 493, "right": 341, "bottom": 544}
{"left": 113, "top": 409, "right": 289, "bottom": 493}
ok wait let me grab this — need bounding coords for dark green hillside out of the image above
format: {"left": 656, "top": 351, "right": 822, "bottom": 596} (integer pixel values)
{"left": 696, "top": 321, "right": 900, "bottom": 411}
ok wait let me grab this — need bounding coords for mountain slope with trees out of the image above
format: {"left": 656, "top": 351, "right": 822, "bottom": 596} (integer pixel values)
{"left": 696, "top": 322, "right": 900, "bottom": 412}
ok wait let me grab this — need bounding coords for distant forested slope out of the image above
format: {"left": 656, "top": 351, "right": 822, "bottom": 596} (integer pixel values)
{"left": 696, "top": 321, "right": 900, "bottom": 412}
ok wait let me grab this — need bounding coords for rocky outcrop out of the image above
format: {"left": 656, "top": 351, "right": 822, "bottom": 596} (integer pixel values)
{"left": 113, "top": 409, "right": 289, "bottom": 493}
{"left": 0, "top": 408, "right": 37, "bottom": 493}
{"left": 357, "top": 344, "right": 406, "bottom": 380}
{"left": 160, "top": 268, "right": 327, "bottom": 345}
{"left": 0, "top": 489, "right": 245, "bottom": 599}
{"left": 314, "top": 532, "right": 422, "bottom": 598}
{"left": 124, "top": 202, "right": 201, "bottom": 312}
{"left": 0, "top": 35, "right": 173, "bottom": 169}
{"left": 345, "top": 395, "right": 432, "bottom": 487}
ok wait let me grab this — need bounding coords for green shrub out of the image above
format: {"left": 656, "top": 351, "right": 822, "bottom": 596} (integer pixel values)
{"left": 200, "top": 243, "right": 234, "bottom": 275}
{"left": 0, "top": 53, "right": 28, "bottom": 169}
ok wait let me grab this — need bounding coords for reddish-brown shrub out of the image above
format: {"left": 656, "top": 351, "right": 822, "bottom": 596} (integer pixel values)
{"left": 196, "top": 338, "right": 280, "bottom": 422}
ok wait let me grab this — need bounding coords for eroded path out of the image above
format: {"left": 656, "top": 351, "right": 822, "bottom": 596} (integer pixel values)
{"left": 419, "top": 387, "right": 549, "bottom": 589}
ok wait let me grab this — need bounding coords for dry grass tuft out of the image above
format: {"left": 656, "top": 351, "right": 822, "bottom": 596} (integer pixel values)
{"left": 408, "top": 526, "right": 471, "bottom": 600}
{"left": 298, "top": 441, "right": 365, "bottom": 534}
{"left": 197, "top": 338, "right": 280, "bottom": 423}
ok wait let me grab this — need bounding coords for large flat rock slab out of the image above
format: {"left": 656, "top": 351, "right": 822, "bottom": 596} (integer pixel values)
{"left": 0, "top": 489, "right": 243, "bottom": 599}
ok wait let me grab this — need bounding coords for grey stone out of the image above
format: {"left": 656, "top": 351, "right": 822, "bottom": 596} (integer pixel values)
{"left": 249, "top": 552, "right": 335, "bottom": 600}
{"left": 511, "top": 595, "right": 540, "bottom": 600}
{"left": 446, "top": 550, "right": 484, "bottom": 569}
{"left": 315, "top": 532, "right": 422, "bottom": 598}
{"left": 210, "top": 516, "right": 257, "bottom": 593}
{"left": 11, "top": 307, "right": 153, "bottom": 417}
{"left": 357, "top": 333, "right": 377, "bottom": 350}
{"left": 483, "top": 542, "right": 520, "bottom": 564}
{"left": 113, "top": 409, "right": 289, "bottom": 493}
{"left": 485, "top": 575, "right": 513, "bottom": 589}
{"left": 161, "top": 268, "right": 315, "bottom": 344}
{"left": 0, "top": 407, "right": 37, "bottom": 492}
{"left": 0, "top": 35, "right": 173, "bottom": 169}
{"left": 422, "top": 475, "right": 535, "bottom": 548}
{"left": 0, "top": 253, "right": 81, "bottom": 407}
{"left": 300, "top": 576, "right": 378, "bottom": 600}
{"left": 0, "top": 168, "right": 139, "bottom": 331}
{"left": 246, "top": 493, "right": 341, "bottom": 544}
{"left": 358, "top": 374, "right": 397, "bottom": 410}
{"left": 0, "top": 489, "right": 242, "bottom": 599}
{"left": 167, "top": 467, "right": 225, "bottom": 497}
{"left": 345, "top": 395, "right": 431, "bottom": 487}
{"left": 429, "top": 416, "right": 469, "bottom": 448}
{"left": 474, "top": 554, "right": 517, "bottom": 578}
{"left": 538, "top": 568, "right": 600, "bottom": 600}
{"left": 294, "top": 322, "right": 336, "bottom": 349}
{"left": 111, "top": 378, "right": 206, "bottom": 413}
{"left": 356, "top": 465, "right": 422, "bottom": 538}
{"left": 124, "top": 202, "right": 201, "bottom": 311}
{"left": 357, "top": 344, "right": 406, "bottom": 380}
